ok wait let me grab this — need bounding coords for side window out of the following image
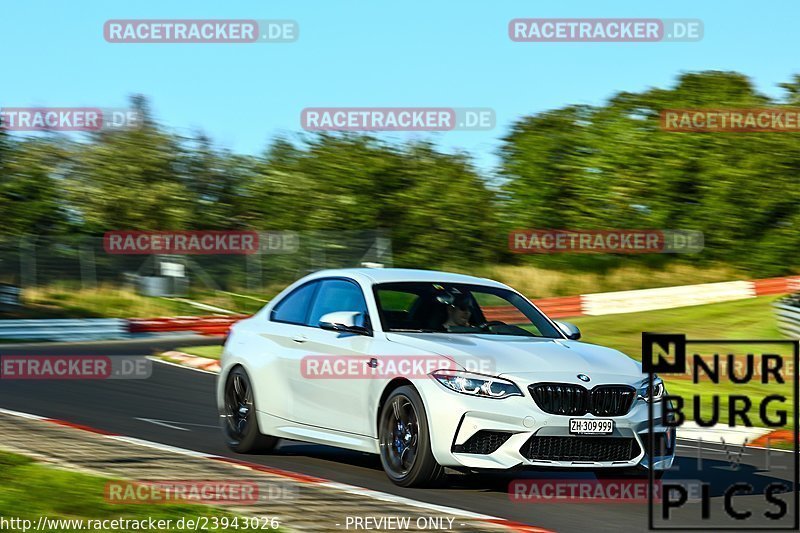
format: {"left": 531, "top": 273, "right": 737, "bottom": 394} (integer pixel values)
{"left": 307, "top": 279, "right": 368, "bottom": 327}
{"left": 377, "top": 290, "right": 419, "bottom": 312}
{"left": 271, "top": 281, "right": 318, "bottom": 325}
{"left": 375, "top": 290, "right": 419, "bottom": 330}
{"left": 475, "top": 292, "right": 535, "bottom": 330}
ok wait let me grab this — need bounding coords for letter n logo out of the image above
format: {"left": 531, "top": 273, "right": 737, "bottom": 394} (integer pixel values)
{"left": 642, "top": 332, "right": 686, "bottom": 374}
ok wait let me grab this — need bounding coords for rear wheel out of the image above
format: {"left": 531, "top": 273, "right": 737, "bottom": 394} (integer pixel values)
{"left": 222, "top": 367, "right": 278, "bottom": 453}
{"left": 378, "top": 386, "right": 445, "bottom": 487}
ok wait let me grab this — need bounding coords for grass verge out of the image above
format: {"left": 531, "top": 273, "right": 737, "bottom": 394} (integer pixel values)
{"left": 17, "top": 285, "right": 198, "bottom": 319}
{"left": 173, "top": 345, "right": 224, "bottom": 360}
{"left": 3, "top": 263, "right": 780, "bottom": 318}
{"left": 0, "top": 450, "right": 278, "bottom": 532}
{"left": 572, "top": 295, "right": 794, "bottom": 434}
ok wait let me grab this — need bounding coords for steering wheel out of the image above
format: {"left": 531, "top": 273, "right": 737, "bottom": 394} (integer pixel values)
{"left": 478, "top": 320, "right": 506, "bottom": 332}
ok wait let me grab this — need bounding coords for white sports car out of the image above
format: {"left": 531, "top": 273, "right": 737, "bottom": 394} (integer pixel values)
{"left": 218, "top": 268, "right": 675, "bottom": 487}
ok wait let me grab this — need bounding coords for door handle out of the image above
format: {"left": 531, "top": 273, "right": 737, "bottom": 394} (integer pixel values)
{"left": 366, "top": 357, "right": 378, "bottom": 368}
{"left": 292, "top": 335, "right": 308, "bottom": 343}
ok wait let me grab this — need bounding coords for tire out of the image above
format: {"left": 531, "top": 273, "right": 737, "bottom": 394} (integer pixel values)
{"left": 378, "top": 385, "right": 445, "bottom": 487}
{"left": 222, "top": 366, "right": 279, "bottom": 454}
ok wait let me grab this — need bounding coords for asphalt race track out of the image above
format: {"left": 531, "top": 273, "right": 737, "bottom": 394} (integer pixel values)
{"left": 0, "top": 341, "right": 796, "bottom": 532}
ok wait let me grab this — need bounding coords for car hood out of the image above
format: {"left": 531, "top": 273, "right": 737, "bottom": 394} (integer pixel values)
{"left": 385, "top": 332, "right": 645, "bottom": 386}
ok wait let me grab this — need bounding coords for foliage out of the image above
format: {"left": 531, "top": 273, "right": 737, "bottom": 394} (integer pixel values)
{"left": 1, "top": 74, "right": 799, "bottom": 276}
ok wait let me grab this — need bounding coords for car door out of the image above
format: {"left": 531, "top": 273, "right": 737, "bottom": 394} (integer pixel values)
{"left": 296, "top": 278, "right": 378, "bottom": 436}
{"left": 266, "top": 280, "right": 321, "bottom": 423}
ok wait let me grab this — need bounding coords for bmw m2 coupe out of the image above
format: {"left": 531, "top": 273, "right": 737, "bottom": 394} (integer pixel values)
{"left": 218, "top": 268, "right": 675, "bottom": 487}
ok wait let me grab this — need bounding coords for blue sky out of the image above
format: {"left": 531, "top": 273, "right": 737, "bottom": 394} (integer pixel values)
{"left": 2, "top": 0, "right": 797, "bottom": 171}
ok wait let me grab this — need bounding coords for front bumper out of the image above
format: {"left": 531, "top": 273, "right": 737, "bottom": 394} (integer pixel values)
{"left": 417, "top": 378, "right": 676, "bottom": 471}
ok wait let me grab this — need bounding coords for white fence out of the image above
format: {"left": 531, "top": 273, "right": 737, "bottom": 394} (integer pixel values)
{"left": 582, "top": 280, "right": 756, "bottom": 316}
{"left": 0, "top": 319, "right": 128, "bottom": 342}
{"left": 775, "top": 296, "right": 800, "bottom": 339}
{"left": 0, "top": 285, "right": 21, "bottom": 310}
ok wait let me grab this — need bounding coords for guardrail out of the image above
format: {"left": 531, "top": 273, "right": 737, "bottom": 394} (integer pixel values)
{"left": 2, "top": 275, "right": 799, "bottom": 342}
{"left": 532, "top": 296, "right": 583, "bottom": 318}
{"left": 0, "top": 284, "right": 21, "bottom": 310}
{"left": 774, "top": 295, "right": 800, "bottom": 339}
{"left": 121, "top": 277, "right": 800, "bottom": 337}
{"left": 755, "top": 276, "right": 800, "bottom": 296}
{"left": 127, "top": 300, "right": 582, "bottom": 338}
{"left": 128, "top": 315, "right": 247, "bottom": 336}
{"left": 0, "top": 319, "right": 128, "bottom": 342}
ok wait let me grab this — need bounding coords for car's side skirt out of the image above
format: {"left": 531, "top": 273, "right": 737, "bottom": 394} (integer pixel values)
{"left": 257, "top": 411, "right": 380, "bottom": 454}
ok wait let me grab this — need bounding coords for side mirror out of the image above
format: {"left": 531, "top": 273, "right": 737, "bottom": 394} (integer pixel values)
{"left": 319, "top": 311, "right": 371, "bottom": 336}
{"left": 555, "top": 321, "right": 581, "bottom": 340}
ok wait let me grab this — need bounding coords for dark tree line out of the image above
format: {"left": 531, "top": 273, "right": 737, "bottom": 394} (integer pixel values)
{"left": 1, "top": 71, "right": 799, "bottom": 275}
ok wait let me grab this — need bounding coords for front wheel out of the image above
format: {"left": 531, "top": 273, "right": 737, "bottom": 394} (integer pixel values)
{"left": 378, "top": 386, "right": 445, "bottom": 487}
{"left": 222, "top": 366, "right": 279, "bottom": 453}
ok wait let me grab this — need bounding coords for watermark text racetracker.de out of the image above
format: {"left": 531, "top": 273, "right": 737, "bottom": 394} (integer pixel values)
{"left": 105, "top": 480, "right": 260, "bottom": 505}
{"left": 0, "top": 356, "right": 151, "bottom": 380}
{"left": 509, "top": 479, "right": 701, "bottom": 504}
{"left": 104, "top": 19, "right": 298, "bottom": 43}
{"left": 0, "top": 108, "right": 141, "bottom": 132}
{"left": 103, "top": 231, "right": 298, "bottom": 255}
{"left": 509, "top": 18, "right": 703, "bottom": 42}
{"left": 301, "top": 355, "right": 495, "bottom": 379}
{"left": 104, "top": 480, "right": 297, "bottom": 505}
{"left": 509, "top": 229, "right": 704, "bottom": 254}
{"left": 0, "top": 516, "right": 281, "bottom": 532}
{"left": 662, "top": 108, "right": 800, "bottom": 132}
{"left": 301, "top": 108, "right": 495, "bottom": 131}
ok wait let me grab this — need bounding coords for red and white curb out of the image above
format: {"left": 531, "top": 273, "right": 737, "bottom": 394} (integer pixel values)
{"left": 0, "top": 407, "right": 552, "bottom": 533}
{"left": 750, "top": 429, "right": 796, "bottom": 448}
{"left": 677, "top": 421, "right": 784, "bottom": 448}
{"left": 160, "top": 351, "right": 220, "bottom": 373}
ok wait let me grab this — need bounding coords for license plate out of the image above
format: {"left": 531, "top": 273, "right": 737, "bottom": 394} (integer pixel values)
{"left": 569, "top": 418, "right": 614, "bottom": 434}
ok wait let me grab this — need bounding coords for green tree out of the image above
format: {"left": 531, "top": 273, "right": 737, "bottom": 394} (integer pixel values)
{"left": 66, "top": 97, "right": 192, "bottom": 232}
{"left": 0, "top": 138, "right": 68, "bottom": 236}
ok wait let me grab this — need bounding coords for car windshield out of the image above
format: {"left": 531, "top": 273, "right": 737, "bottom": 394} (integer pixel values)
{"left": 373, "top": 282, "right": 563, "bottom": 337}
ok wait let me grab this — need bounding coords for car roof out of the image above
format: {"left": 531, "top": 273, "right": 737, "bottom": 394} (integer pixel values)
{"left": 304, "top": 268, "right": 509, "bottom": 289}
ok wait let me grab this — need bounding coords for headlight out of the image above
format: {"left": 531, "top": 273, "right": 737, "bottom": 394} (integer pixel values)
{"left": 431, "top": 370, "right": 523, "bottom": 399}
{"left": 639, "top": 377, "right": 666, "bottom": 402}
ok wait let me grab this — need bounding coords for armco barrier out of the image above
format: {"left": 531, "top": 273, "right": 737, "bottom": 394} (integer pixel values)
{"left": 0, "top": 284, "right": 21, "bottom": 310}
{"left": 531, "top": 295, "right": 583, "bottom": 318}
{"left": 482, "top": 306, "right": 525, "bottom": 323}
{"left": 124, "top": 276, "right": 800, "bottom": 336}
{"left": 128, "top": 300, "right": 582, "bottom": 337}
{"left": 126, "top": 297, "right": 584, "bottom": 337}
{"left": 128, "top": 315, "right": 248, "bottom": 336}
{"left": 5, "top": 275, "right": 798, "bottom": 342}
{"left": 0, "top": 319, "right": 127, "bottom": 341}
{"left": 581, "top": 280, "right": 756, "bottom": 316}
{"left": 774, "top": 295, "right": 800, "bottom": 339}
{"left": 754, "top": 276, "right": 800, "bottom": 296}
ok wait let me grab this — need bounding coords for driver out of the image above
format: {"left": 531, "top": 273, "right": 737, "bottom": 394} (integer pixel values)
{"left": 443, "top": 293, "right": 474, "bottom": 331}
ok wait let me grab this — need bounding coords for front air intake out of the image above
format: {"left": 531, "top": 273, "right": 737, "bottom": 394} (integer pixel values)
{"left": 521, "top": 436, "right": 640, "bottom": 462}
{"left": 452, "top": 431, "right": 512, "bottom": 454}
